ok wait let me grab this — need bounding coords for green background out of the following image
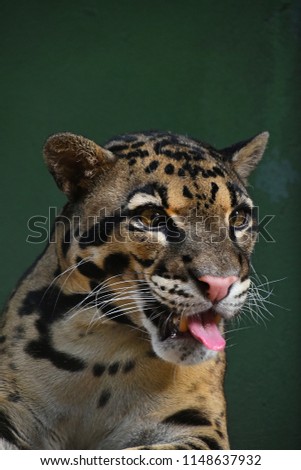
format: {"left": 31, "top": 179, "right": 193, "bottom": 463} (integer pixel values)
{"left": 1, "top": 0, "right": 300, "bottom": 449}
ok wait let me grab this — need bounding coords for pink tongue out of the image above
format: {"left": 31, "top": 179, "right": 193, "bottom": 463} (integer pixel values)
{"left": 188, "top": 312, "right": 226, "bottom": 351}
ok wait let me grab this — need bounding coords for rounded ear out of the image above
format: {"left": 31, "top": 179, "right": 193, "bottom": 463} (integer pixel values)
{"left": 44, "top": 133, "right": 117, "bottom": 200}
{"left": 220, "top": 132, "right": 269, "bottom": 182}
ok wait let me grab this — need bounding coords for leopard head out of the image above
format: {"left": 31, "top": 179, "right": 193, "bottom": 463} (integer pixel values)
{"left": 44, "top": 130, "right": 268, "bottom": 365}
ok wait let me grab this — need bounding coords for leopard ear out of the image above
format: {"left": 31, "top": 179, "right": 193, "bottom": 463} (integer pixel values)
{"left": 220, "top": 132, "right": 269, "bottom": 182}
{"left": 44, "top": 133, "right": 117, "bottom": 200}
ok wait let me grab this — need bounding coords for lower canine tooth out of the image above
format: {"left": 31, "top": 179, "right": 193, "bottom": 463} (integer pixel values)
{"left": 178, "top": 316, "right": 189, "bottom": 333}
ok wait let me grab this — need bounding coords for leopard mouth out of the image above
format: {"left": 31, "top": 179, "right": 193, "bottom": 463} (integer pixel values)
{"left": 159, "top": 310, "right": 226, "bottom": 351}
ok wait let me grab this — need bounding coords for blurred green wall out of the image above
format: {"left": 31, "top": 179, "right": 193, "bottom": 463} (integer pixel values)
{"left": 1, "top": 0, "right": 300, "bottom": 449}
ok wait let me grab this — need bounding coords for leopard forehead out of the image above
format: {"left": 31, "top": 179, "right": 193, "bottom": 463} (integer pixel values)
{"left": 103, "top": 131, "right": 244, "bottom": 213}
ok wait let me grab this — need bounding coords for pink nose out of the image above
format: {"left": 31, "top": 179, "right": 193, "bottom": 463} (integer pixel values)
{"left": 198, "top": 275, "right": 238, "bottom": 303}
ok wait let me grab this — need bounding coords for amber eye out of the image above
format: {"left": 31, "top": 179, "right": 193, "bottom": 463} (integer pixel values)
{"left": 229, "top": 209, "right": 250, "bottom": 229}
{"left": 138, "top": 206, "right": 167, "bottom": 229}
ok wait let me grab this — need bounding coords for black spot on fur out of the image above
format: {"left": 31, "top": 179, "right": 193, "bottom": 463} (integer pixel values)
{"left": 210, "top": 182, "right": 219, "bottom": 203}
{"left": 98, "top": 389, "right": 111, "bottom": 408}
{"left": 145, "top": 160, "right": 159, "bottom": 173}
{"left": 226, "top": 181, "right": 238, "bottom": 208}
{"left": 183, "top": 185, "right": 193, "bottom": 199}
{"left": 76, "top": 257, "right": 105, "bottom": 280}
{"left": 182, "top": 255, "right": 192, "bottom": 263}
{"left": 131, "top": 141, "right": 145, "bottom": 149}
{"left": 129, "top": 158, "right": 136, "bottom": 166}
{"left": 108, "top": 362, "right": 120, "bottom": 375}
{"left": 123, "top": 360, "right": 136, "bottom": 373}
{"left": 164, "top": 163, "right": 175, "bottom": 174}
{"left": 211, "top": 165, "right": 225, "bottom": 177}
{"left": 106, "top": 144, "right": 129, "bottom": 153}
{"left": 103, "top": 253, "right": 129, "bottom": 276}
{"left": 93, "top": 363, "right": 106, "bottom": 377}
{"left": 162, "top": 408, "right": 211, "bottom": 427}
{"left": 126, "top": 149, "right": 149, "bottom": 158}
{"left": 0, "top": 335, "right": 6, "bottom": 344}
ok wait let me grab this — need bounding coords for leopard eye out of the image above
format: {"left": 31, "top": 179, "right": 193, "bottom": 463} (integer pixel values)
{"left": 229, "top": 209, "right": 250, "bottom": 230}
{"left": 138, "top": 207, "right": 167, "bottom": 229}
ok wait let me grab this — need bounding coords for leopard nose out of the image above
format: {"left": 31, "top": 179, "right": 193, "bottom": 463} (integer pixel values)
{"left": 198, "top": 275, "right": 238, "bottom": 303}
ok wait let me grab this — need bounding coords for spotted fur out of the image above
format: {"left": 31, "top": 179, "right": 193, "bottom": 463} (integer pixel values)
{"left": 0, "top": 130, "right": 268, "bottom": 449}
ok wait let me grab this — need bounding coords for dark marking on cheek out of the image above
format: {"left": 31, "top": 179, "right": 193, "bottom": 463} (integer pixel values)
{"left": 100, "top": 295, "right": 136, "bottom": 327}
{"left": 79, "top": 214, "right": 124, "bottom": 248}
{"left": 183, "top": 185, "right": 193, "bottom": 199}
{"left": 154, "top": 184, "right": 169, "bottom": 208}
{"left": 132, "top": 254, "right": 154, "bottom": 268}
{"left": 128, "top": 158, "right": 137, "bottom": 166}
{"left": 76, "top": 257, "right": 105, "bottom": 280}
{"left": 90, "top": 280, "right": 99, "bottom": 291}
{"left": 103, "top": 253, "right": 130, "bottom": 276}
{"left": 178, "top": 168, "right": 185, "bottom": 177}
{"left": 97, "top": 389, "right": 111, "bottom": 408}
{"left": 145, "top": 160, "right": 159, "bottom": 173}
{"left": 93, "top": 363, "right": 106, "bottom": 377}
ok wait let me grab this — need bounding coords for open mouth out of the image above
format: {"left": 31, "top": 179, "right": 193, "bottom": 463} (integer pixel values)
{"left": 160, "top": 310, "right": 226, "bottom": 352}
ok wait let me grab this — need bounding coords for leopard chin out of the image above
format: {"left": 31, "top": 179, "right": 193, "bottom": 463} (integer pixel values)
{"left": 141, "top": 308, "right": 226, "bottom": 365}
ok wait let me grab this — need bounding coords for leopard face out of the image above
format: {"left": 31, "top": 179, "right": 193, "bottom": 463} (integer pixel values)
{"left": 45, "top": 130, "right": 268, "bottom": 366}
